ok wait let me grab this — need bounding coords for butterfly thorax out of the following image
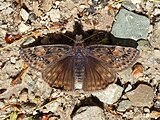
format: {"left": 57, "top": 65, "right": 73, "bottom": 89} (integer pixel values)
{"left": 73, "top": 43, "right": 85, "bottom": 90}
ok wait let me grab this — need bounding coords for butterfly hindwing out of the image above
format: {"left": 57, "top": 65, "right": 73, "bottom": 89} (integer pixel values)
{"left": 42, "top": 56, "right": 75, "bottom": 90}
{"left": 83, "top": 55, "right": 116, "bottom": 91}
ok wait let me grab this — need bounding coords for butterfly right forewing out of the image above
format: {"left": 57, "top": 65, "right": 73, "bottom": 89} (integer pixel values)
{"left": 86, "top": 45, "right": 140, "bottom": 71}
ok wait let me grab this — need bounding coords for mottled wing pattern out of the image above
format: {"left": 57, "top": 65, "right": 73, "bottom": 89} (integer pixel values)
{"left": 86, "top": 45, "right": 140, "bottom": 71}
{"left": 42, "top": 56, "right": 75, "bottom": 90}
{"left": 83, "top": 55, "right": 116, "bottom": 91}
{"left": 20, "top": 45, "right": 75, "bottom": 90}
{"left": 20, "top": 45, "right": 72, "bottom": 71}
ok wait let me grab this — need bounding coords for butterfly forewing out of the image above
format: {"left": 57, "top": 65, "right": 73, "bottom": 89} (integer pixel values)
{"left": 20, "top": 45, "right": 72, "bottom": 71}
{"left": 86, "top": 45, "right": 140, "bottom": 71}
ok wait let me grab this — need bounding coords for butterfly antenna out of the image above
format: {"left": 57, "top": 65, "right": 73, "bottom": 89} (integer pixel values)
{"left": 62, "top": 34, "right": 76, "bottom": 42}
{"left": 82, "top": 31, "right": 104, "bottom": 42}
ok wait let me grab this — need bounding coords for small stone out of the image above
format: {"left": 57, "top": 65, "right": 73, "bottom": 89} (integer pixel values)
{"left": 117, "top": 100, "right": 132, "bottom": 112}
{"left": 143, "top": 107, "right": 150, "bottom": 113}
{"left": 153, "top": 49, "right": 160, "bottom": 58}
{"left": 22, "top": 37, "right": 36, "bottom": 46}
{"left": 28, "top": 13, "right": 37, "bottom": 22}
{"left": 18, "top": 22, "right": 30, "bottom": 33}
{"left": 154, "top": 99, "right": 160, "bottom": 109}
{"left": 3, "top": 7, "right": 13, "bottom": 15}
{"left": 125, "top": 84, "right": 132, "bottom": 92}
{"left": 0, "top": 101, "right": 5, "bottom": 110}
{"left": 0, "top": 2, "right": 11, "bottom": 10}
{"left": 153, "top": 8, "right": 160, "bottom": 16}
{"left": 20, "top": 8, "right": 29, "bottom": 21}
{"left": 131, "top": 0, "right": 142, "bottom": 4}
{"left": 19, "top": 89, "right": 28, "bottom": 102}
{"left": 49, "top": 9, "right": 61, "bottom": 22}
{"left": 122, "top": 1, "right": 136, "bottom": 11}
{"left": 92, "top": 84, "right": 123, "bottom": 104}
{"left": 10, "top": 57, "right": 16, "bottom": 64}
{"left": 72, "top": 106, "right": 105, "bottom": 120}
{"left": 41, "top": 101, "right": 60, "bottom": 113}
{"left": 150, "top": 21, "right": 160, "bottom": 49}
{"left": 126, "top": 84, "right": 154, "bottom": 107}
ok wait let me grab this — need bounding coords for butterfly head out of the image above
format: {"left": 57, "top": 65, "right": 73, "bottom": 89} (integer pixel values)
{"left": 74, "top": 35, "right": 84, "bottom": 44}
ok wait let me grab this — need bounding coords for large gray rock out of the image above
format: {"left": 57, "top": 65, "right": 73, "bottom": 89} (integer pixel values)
{"left": 126, "top": 84, "right": 154, "bottom": 107}
{"left": 111, "top": 9, "right": 150, "bottom": 40}
{"left": 92, "top": 84, "right": 123, "bottom": 104}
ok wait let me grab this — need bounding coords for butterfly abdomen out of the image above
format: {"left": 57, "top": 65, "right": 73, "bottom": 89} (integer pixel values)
{"left": 74, "top": 49, "right": 85, "bottom": 90}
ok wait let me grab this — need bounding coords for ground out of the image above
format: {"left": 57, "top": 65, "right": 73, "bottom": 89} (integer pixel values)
{"left": 0, "top": 0, "right": 160, "bottom": 120}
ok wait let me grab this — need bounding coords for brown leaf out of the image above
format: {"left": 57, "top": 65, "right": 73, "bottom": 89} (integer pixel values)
{"left": 132, "top": 62, "right": 144, "bottom": 78}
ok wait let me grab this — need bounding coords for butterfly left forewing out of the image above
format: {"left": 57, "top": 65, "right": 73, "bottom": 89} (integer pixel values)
{"left": 86, "top": 45, "right": 140, "bottom": 71}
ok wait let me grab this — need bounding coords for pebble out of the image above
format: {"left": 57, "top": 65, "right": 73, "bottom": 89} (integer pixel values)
{"left": 143, "top": 107, "right": 150, "bottom": 113}
{"left": 92, "top": 84, "right": 123, "bottom": 104}
{"left": 72, "top": 106, "right": 105, "bottom": 120}
{"left": 150, "top": 21, "right": 160, "bottom": 49}
{"left": 154, "top": 99, "right": 160, "bottom": 109}
{"left": 0, "top": 2, "right": 11, "bottom": 10}
{"left": 10, "top": 57, "right": 16, "bottom": 64}
{"left": 122, "top": 1, "right": 136, "bottom": 11}
{"left": 41, "top": 101, "right": 60, "bottom": 113}
{"left": 124, "top": 84, "right": 132, "bottom": 92}
{"left": 22, "top": 37, "right": 36, "bottom": 46}
{"left": 49, "top": 9, "right": 61, "bottom": 22}
{"left": 154, "top": 49, "right": 160, "bottom": 59}
{"left": 131, "top": 0, "right": 142, "bottom": 4}
{"left": 18, "top": 22, "right": 30, "bottom": 33}
{"left": 111, "top": 9, "right": 150, "bottom": 40}
{"left": 126, "top": 84, "right": 154, "bottom": 107}
{"left": 20, "top": 8, "right": 29, "bottom": 21}
{"left": 19, "top": 89, "right": 28, "bottom": 102}
{"left": 117, "top": 100, "right": 132, "bottom": 112}
{"left": 3, "top": 7, "right": 13, "bottom": 15}
{"left": 153, "top": 8, "right": 160, "bottom": 16}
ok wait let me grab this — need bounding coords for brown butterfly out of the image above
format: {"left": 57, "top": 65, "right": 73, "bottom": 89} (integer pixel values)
{"left": 20, "top": 37, "right": 139, "bottom": 91}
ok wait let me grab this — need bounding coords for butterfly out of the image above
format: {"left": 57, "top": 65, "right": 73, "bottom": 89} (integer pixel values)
{"left": 20, "top": 37, "right": 139, "bottom": 91}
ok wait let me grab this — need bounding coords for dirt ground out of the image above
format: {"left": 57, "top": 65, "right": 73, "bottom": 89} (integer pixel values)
{"left": 0, "top": 0, "right": 160, "bottom": 120}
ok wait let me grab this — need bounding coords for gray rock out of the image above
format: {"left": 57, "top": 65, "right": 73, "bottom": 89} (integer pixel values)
{"left": 117, "top": 100, "right": 132, "bottom": 112}
{"left": 92, "top": 84, "right": 123, "bottom": 104}
{"left": 126, "top": 84, "right": 154, "bottom": 107}
{"left": 72, "top": 106, "right": 105, "bottom": 120}
{"left": 111, "top": 9, "right": 150, "bottom": 40}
